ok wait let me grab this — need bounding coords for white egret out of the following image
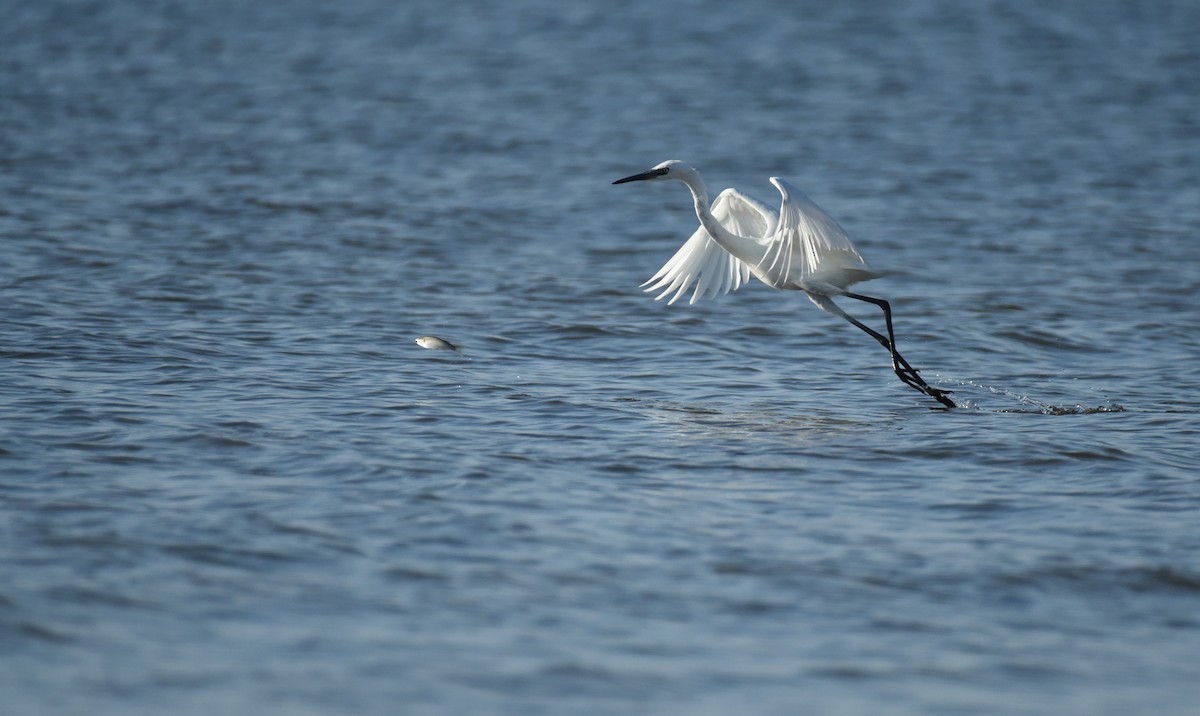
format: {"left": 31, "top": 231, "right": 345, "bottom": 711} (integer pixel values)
{"left": 613, "top": 160, "right": 955, "bottom": 408}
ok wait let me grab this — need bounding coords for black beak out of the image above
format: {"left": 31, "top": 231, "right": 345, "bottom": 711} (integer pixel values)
{"left": 612, "top": 167, "right": 669, "bottom": 185}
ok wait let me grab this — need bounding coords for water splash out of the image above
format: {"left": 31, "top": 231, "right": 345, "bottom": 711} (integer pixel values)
{"left": 938, "top": 377, "right": 1125, "bottom": 415}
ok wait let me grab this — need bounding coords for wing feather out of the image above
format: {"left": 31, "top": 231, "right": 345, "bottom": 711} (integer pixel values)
{"left": 758, "top": 178, "right": 871, "bottom": 290}
{"left": 642, "top": 188, "right": 775, "bottom": 305}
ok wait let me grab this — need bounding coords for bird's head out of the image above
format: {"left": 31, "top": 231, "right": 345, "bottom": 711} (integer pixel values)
{"left": 612, "top": 160, "right": 697, "bottom": 186}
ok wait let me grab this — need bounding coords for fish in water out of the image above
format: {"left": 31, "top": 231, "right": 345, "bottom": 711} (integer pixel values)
{"left": 415, "top": 336, "right": 463, "bottom": 353}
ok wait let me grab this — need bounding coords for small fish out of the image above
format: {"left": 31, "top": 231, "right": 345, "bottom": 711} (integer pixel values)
{"left": 415, "top": 336, "right": 463, "bottom": 353}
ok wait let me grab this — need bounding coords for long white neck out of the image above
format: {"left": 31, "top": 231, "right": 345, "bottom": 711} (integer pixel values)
{"left": 678, "top": 175, "right": 766, "bottom": 267}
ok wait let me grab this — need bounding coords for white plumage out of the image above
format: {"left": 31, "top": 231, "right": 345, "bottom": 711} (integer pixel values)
{"left": 639, "top": 188, "right": 763, "bottom": 305}
{"left": 621, "top": 162, "right": 874, "bottom": 311}
{"left": 613, "top": 160, "right": 955, "bottom": 408}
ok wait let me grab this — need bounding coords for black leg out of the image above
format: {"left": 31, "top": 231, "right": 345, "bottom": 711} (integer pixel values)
{"left": 841, "top": 292, "right": 956, "bottom": 408}
{"left": 831, "top": 311, "right": 926, "bottom": 392}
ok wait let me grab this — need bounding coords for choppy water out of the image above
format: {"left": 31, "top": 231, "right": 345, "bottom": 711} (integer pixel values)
{"left": 3, "top": 1, "right": 1199, "bottom": 714}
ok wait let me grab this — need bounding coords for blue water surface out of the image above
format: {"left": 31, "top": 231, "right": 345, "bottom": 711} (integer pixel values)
{"left": 3, "top": 1, "right": 1199, "bottom": 714}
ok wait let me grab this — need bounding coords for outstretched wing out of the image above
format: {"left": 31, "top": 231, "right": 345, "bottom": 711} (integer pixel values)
{"left": 642, "top": 188, "right": 776, "bottom": 305}
{"left": 755, "top": 178, "right": 871, "bottom": 290}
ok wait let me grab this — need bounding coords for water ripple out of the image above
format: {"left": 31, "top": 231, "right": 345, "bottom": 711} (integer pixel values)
{"left": 3, "top": 2, "right": 1200, "bottom": 715}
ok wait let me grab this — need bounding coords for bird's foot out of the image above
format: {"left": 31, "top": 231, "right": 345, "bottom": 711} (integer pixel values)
{"left": 893, "top": 366, "right": 956, "bottom": 408}
{"left": 924, "top": 385, "right": 957, "bottom": 409}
